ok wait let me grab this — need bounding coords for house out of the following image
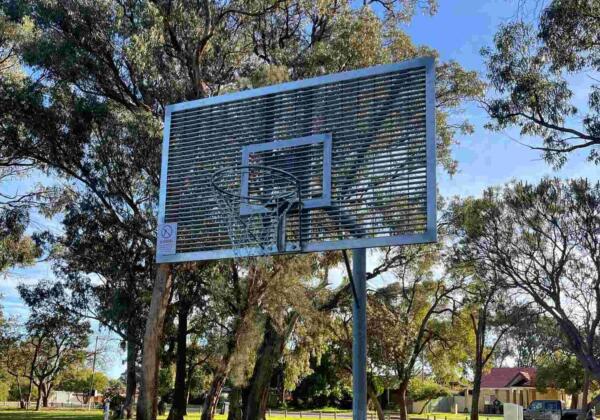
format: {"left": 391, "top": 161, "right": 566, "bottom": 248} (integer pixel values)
{"left": 465, "top": 368, "right": 568, "bottom": 413}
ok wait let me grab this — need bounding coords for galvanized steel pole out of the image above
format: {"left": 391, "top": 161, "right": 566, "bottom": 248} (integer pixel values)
{"left": 352, "top": 248, "right": 367, "bottom": 420}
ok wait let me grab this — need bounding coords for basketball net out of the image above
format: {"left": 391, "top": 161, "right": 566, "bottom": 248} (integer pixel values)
{"left": 211, "top": 166, "right": 301, "bottom": 258}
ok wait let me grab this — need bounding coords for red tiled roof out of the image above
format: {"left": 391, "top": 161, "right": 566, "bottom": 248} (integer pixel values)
{"left": 480, "top": 368, "right": 537, "bottom": 388}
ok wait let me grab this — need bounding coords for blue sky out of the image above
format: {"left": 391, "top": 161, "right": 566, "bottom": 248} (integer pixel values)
{"left": 2, "top": 0, "right": 598, "bottom": 379}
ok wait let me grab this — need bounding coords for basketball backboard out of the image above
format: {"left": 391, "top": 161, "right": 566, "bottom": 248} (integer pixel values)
{"left": 156, "top": 57, "right": 436, "bottom": 262}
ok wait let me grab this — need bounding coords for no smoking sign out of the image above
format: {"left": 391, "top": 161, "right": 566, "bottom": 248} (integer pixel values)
{"left": 157, "top": 222, "right": 177, "bottom": 255}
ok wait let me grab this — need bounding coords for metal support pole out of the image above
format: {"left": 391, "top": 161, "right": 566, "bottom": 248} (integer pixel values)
{"left": 352, "top": 248, "right": 367, "bottom": 420}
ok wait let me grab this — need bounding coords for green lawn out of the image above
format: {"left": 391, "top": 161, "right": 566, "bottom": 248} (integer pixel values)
{"left": 0, "top": 411, "right": 293, "bottom": 420}
{"left": 0, "top": 410, "right": 298, "bottom": 420}
{"left": 0, "top": 409, "right": 105, "bottom": 420}
{"left": 0, "top": 409, "right": 503, "bottom": 420}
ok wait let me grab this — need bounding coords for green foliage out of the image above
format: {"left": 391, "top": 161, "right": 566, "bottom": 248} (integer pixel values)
{"left": 536, "top": 353, "right": 585, "bottom": 396}
{"left": 500, "top": 312, "right": 563, "bottom": 368}
{"left": 290, "top": 352, "right": 351, "bottom": 409}
{"left": 0, "top": 375, "right": 9, "bottom": 401}
{"left": 158, "top": 365, "right": 175, "bottom": 400}
{"left": 11, "top": 285, "right": 91, "bottom": 407}
{"left": 103, "top": 380, "right": 126, "bottom": 410}
{"left": 0, "top": 1, "right": 483, "bottom": 416}
{"left": 449, "top": 177, "right": 600, "bottom": 382}
{"left": 0, "top": 204, "right": 41, "bottom": 273}
{"left": 408, "top": 378, "right": 450, "bottom": 402}
{"left": 482, "top": 0, "right": 600, "bottom": 167}
{"left": 58, "top": 367, "right": 110, "bottom": 394}
{"left": 366, "top": 244, "right": 463, "bottom": 386}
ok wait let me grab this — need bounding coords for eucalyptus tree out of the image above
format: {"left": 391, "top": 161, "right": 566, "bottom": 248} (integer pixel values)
{"left": 536, "top": 352, "right": 588, "bottom": 409}
{"left": 16, "top": 285, "right": 91, "bottom": 410}
{"left": 0, "top": 2, "right": 483, "bottom": 419}
{"left": 0, "top": 307, "right": 30, "bottom": 408}
{"left": 238, "top": 252, "right": 343, "bottom": 420}
{"left": 451, "top": 178, "right": 600, "bottom": 408}
{"left": 0, "top": 14, "right": 42, "bottom": 275}
{"left": 453, "top": 278, "right": 525, "bottom": 420}
{"left": 447, "top": 212, "right": 533, "bottom": 420}
{"left": 364, "top": 244, "right": 464, "bottom": 420}
{"left": 499, "top": 311, "right": 563, "bottom": 368}
{"left": 482, "top": 0, "right": 600, "bottom": 167}
{"left": 166, "top": 263, "right": 223, "bottom": 420}
{"left": 0, "top": 196, "right": 40, "bottom": 274}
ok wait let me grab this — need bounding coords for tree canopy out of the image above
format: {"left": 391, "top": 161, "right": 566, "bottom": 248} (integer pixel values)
{"left": 482, "top": 0, "right": 600, "bottom": 167}
{"left": 450, "top": 178, "right": 600, "bottom": 398}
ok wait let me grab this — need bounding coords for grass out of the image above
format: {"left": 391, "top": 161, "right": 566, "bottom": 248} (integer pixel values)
{"left": 0, "top": 411, "right": 290, "bottom": 420}
{"left": 0, "top": 409, "right": 105, "bottom": 420}
{"left": 0, "top": 409, "right": 504, "bottom": 420}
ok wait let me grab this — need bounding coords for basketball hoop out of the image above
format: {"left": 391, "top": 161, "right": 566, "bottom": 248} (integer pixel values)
{"left": 211, "top": 165, "right": 302, "bottom": 257}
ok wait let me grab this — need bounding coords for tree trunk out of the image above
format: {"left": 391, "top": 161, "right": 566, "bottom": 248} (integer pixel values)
{"left": 201, "top": 267, "right": 258, "bottom": 420}
{"left": 137, "top": 264, "right": 173, "bottom": 420}
{"left": 228, "top": 387, "right": 243, "bottom": 420}
{"left": 242, "top": 315, "right": 298, "bottom": 420}
{"left": 587, "top": 393, "right": 600, "bottom": 411}
{"left": 185, "top": 369, "right": 192, "bottom": 406}
{"left": 419, "top": 399, "right": 433, "bottom": 415}
{"left": 367, "top": 377, "right": 384, "bottom": 420}
{"left": 471, "top": 363, "right": 483, "bottom": 420}
{"left": 27, "top": 343, "right": 40, "bottom": 410}
{"left": 42, "top": 389, "right": 49, "bottom": 408}
{"left": 35, "top": 382, "right": 43, "bottom": 411}
{"left": 397, "top": 381, "right": 409, "bottom": 420}
{"left": 168, "top": 303, "right": 190, "bottom": 420}
{"left": 581, "top": 370, "right": 590, "bottom": 410}
{"left": 201, "top": 372, "right": 227, "bottom": 420}
{"left": 15, "top": 373, "right": 24, "bottom": 409}
{"left": 571, "top": 394, "right": 579, "bottom": 409}
{"left": 200, "top": 309, "right": 254, "bottom": 420}
{"left": 122, "top": 337, "right": 138, "bottom": 419}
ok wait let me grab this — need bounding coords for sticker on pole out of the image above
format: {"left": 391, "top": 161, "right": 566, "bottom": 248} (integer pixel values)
{"left": 157, "top": 222, "right": 177, "bottom": 255}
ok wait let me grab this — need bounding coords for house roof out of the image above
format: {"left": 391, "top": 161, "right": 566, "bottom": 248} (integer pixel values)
{"left": 480, "top": 368, "right": 537, "bottom": 388}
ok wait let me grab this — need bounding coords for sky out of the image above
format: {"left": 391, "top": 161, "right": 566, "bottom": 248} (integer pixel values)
{"left": 1, "top": 0, "right": 598, "bottom": 379}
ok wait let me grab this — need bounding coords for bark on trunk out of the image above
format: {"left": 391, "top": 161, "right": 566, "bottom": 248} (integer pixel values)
{"left": 168, "top": 304, "right": 189, "bottom": 420}
{"left": 137, "top": 264, "right": 173, "bottom": 420}
{"left": 122, "top": 338, "right": 138, "bottom": 419}
{"left": 228, "top": 387, "right": 243, "bottom": 420}
{"left": 242, "top": 315, "right": 298, "bottom": 420}
{"left": 16, "top": 374, "right": 25, "bottom": 409}
{"left": 27, "top": 344, "right": 40, "bottom": 410}
{"left": 581, "top": 370, "right": 590, "bottom": 410}
{"left": 471, "top": 367, "right": 483, "bottom": 420}
{"left": 367, "top": 377, "right": 384, "bottom": 420}
{"left": 201, "top": 372, "right": 227, "bottom": 420}
{"left": 571, "top": 394, "right": 579, "bottom": 410}
{"left": 185, "top": 359, "right": 196, "bottom": 406}
{"left": 397, "top": 381, "right": 409, "bottom": 420}
{"left": 200, "top": 309, "right": 253, "bottom": 420}
{"left": 35, "top": 383, "right": 42, "bottom": 411}
{"left": 419, "top": 399, "right": 433, "bottom": 415}
{"left": 587, "top": 393, "right": 600, "bottom": 411}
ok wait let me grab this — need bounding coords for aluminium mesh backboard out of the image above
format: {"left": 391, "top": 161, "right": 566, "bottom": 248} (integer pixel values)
{"left": 157, "top": 57, "right": 436, "bottom": 262}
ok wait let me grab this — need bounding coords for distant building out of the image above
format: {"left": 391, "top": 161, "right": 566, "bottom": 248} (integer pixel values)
{"left": 465, "top": 368, "right": 568, "bottom": 413}
{"left": 48, "top": 390, "right": 103, "bottom": 407}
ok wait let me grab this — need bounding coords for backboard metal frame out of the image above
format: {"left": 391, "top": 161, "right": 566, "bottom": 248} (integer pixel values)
{"left": 156, "top": 56, "right": 436, "bottom": 263}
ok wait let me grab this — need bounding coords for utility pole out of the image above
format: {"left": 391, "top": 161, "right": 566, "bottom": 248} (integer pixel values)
{"left": 89, "top": 335, "right": 99, "bottom": 410}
